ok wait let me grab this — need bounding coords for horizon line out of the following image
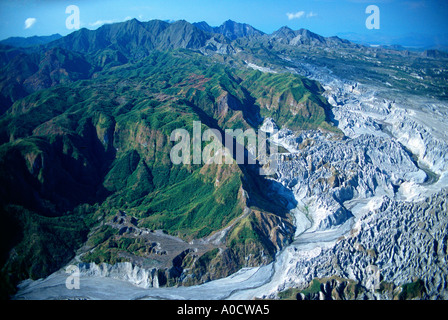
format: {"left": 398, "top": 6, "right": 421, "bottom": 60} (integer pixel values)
{"left": 1, "top": 17, "right": 446, "bottom": 50}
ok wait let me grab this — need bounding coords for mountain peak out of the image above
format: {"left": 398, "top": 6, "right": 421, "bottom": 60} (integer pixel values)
{"left": 192, "top": 20, "right": 264, "bottom": 40}
{"left": 169, "top": 20, "right": 202, "bottom": 34}
{"left": 297, "top": 28, "right": 323, "bottom": 39}
{"left": 297, "top": 28, "right": 317, "bottom": 36}
{"left": 0, "top": 33, "right": 63, "bottom": 48}
{"left": 278, "top": 26, "right": 293, "bottom": 31}
{"left": 120, "top": 18, "right": 143, "bottom": 28}
{"left": 194, "top": 21, "right": 212, "bottom": 27}
{"left": 192, "top": 21, "right": 214, "bottom": 34}
{"left": 173, "top": 19, "right": 189, "bottom": 24}
{"left": 216, "top": 20, "right": 264, "bottom": 40}
{"left": 270, "top": 26, "right": 336, "bottom": 47}
{"left": 273, "top": 26, "right": 296, "bottom": 38}
{"left": 223, "top": 19, "right": 237, "bottom": 25}
{"left": 170, "top": 19, "right": 200, "bottom": 31}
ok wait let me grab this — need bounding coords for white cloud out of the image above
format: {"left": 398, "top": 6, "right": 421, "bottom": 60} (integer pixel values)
{"left": 89, "top": 19, "right": 116, "bottom": 27}
{"left": 286, "top": 11, "right": 305, "bottom": 20}
{"left": 286, "top": 11, "right": 317, "bottom": 20}
{"left": 24, "top": 17, "right": 36, "bottom": 29}
{"left": 90, "top": 16, "right": 139, "bottom": 27}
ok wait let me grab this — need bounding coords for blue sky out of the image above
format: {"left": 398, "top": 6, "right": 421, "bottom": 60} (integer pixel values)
{"left": 0, "top": 0, "right": 447, "bottom": 47}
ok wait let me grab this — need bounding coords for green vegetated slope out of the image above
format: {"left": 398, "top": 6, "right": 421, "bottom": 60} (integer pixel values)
{"left": 0, "top": 48, "right": 335, "bottom": 298}
{"left": 237, "top": 70, "right": 335, "bottom": 131}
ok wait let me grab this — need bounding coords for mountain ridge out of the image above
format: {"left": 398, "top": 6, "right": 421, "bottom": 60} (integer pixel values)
{"left": 0, "top": 34, "right": 62, "bottom": 48}
{"left": 0, "top": 18, "right": 357, "bottom": 113}
{"left": 193, "top": 19, "right": 265, "bottom": 40}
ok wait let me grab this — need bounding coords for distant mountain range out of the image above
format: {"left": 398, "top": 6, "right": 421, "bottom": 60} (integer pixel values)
{"left": 0, "top": 19, "right": 360, "bottom": 55}
{"left": 2, "top": 18, "right": 447, "bottom": 115}
{"left": 2, "top": 18, "right": 447, "bottom": 116}
{"left": 2, "top": 18, "right": 447, "bottom": 54}
{"left": 3, "top": 19, "right": 447, "bottom": 52}
{"left": 0, "top": 19, "right": 354, "bottom": 112}
{"left": 338, "top": 31, "right": 448, "bottom": 52}
{"left": 0, "top": 34, "right": 62, "bottom": 48}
